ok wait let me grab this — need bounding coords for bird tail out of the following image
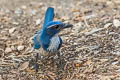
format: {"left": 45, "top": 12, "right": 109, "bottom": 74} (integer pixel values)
{"left": 43, "top": 7, "right": 54, "bottom": 28}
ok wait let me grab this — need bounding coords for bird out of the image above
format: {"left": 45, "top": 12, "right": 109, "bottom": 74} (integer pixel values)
{"left": 33, "top": 7, "right": 73, "bottom": 71}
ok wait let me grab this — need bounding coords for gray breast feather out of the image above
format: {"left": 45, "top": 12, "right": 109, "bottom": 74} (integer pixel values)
{"left": 47, "top": 34, "right": 60, "bottom": 52}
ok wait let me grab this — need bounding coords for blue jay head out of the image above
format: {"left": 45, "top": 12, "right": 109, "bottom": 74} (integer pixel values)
{"left": 45, "top": 21, "right": 73, "bottom": 36}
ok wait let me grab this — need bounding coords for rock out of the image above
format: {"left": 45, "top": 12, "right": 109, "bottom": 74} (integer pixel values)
{"left": 18, "top": 61, "right": 29, "bottom": 71}
{"left": 104, "top": 23, "right": 112, "bottom": 28}
{"left": 15, "top": 8, "right": 23, "bottom": 15}
{"left": 12, "top": 22, "right": 19, "bottom": 25}
{"left": 38, "top": 3, "right": 44, "bottom": 7}
{"left": 9, "top": 28, "right": 16, "bottom": 34}
{"left": 21, "top": 5, "right": 27, "bottom": 9}
{"left": 112, "top": 51, "right": 120, "bottom": 55}
{"left": 113, "top": 19, "right": 120, "bottom": 28}
{"left": 17, "top": 46, "right": 24, "bottom": 51}
{"left": 89, "top": 45, "right": 100, "bottom": 50}
{"left": 5, "top": 47, "right": 12, "bottom": 53}
{"left": 32, "top": 10, "right": 37, "bottom": 15}
{"left": 35, "top": 19, "right": 41, "bottom": 25}
{"left": 11, "top": 46, "right": 16, "bottom": 51}
{"left": 100, "top": 59, "right": 108, "bottom": 62}
{"left": 112, "top": 61, "right": 119, "bottom": 65}
{"left": 116, "top": 69, "right": 120, "bottom": 73}
{"left": 84, "top": 14, "right": 96, "bottom": 19}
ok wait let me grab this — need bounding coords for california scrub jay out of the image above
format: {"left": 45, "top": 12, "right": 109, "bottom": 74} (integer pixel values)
{"left": 33, "top": 7, "right": 73, "bottom": 71}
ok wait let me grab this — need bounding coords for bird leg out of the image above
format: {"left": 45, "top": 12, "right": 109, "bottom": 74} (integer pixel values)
{"left": 57, "top": 51, "right": 64, "bottom": 70}
{"left": 34, "top": 52, "right": 39, "bottom": 72}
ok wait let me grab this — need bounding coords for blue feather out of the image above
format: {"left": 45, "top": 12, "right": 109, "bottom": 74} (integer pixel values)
{"left": 46, "top": 21, "right": 63, "bottom": 28}
{"left": 33, "top": 34, "right": 41, "bottom": 49}
{"left": 43, "top": 7, "right": 54, "bottom": 29}
{"left": 58, "top": 37, "right": 62, "bottom": 50}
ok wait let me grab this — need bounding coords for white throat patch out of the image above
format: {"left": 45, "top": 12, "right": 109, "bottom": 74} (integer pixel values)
{"left": 47, "top": 34, "right": 60, "bottom": 52}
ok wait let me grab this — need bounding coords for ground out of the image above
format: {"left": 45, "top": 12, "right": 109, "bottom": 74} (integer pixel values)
{"left": 0, "top": 0, "right": 120, "bottom": 80}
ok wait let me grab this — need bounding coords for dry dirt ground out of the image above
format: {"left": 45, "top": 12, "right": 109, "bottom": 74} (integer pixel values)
{"left": 0, "top": 0, "right": 120, "bottom": 80}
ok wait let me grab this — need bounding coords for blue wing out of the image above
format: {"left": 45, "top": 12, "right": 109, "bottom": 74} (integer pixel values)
{"left": 43, "top": 7, "right": 54, "bottom": 28}
{"left": 33, "top": 7, "right": 54, "bottom": 49}
{"left": 33, "top": 31, "right": 41, "bottom": 49}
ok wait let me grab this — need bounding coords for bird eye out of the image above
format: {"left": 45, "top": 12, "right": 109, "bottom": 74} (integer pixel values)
{"left": 54, "top": 25, "right": 59, "bottom": 29}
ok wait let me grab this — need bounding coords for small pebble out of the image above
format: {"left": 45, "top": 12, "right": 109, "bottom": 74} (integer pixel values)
{"left": 84, "top": 14, "right": 96, "bottom": 19}
{"left": 112, "top": 61, "right": 119, "bottom": 65}
{"left": 104, "top": 23, "right": 112, "bottom": 28}
{"left": 100, "top": 59, "right": 108, "bottom": 62}
{"left": 9, "top": 28, "right": 16, "bottom": 34}
{"left": 32, "top": 10, "right": 37, "bottom": 15}
{"left": 15, "top": 8, "right": 23, "bottom": 15}
{"left": 12, "top": 22, "right": 19, "bottom": 25}
{"left": 11, "top": 46, "right": 16, "bottom": 51}
{"left": 112, "top": 51, "right": 120, "bottom": 55}
{"left": 17, "top": 46, "right": 24, "bottom": 51}
{"left": 116, "top": 69, "right": 120, "bottom": 73}
{"left": 35, "top": 19, "right": 41, "bottom": 25}
{"left": 38, "top": 3, "right": 44, "bottom": 7}
{"left": 5, "top": 47, "right": 12, "bottom": 53}
{"left": 21, "top": 5, "right": 27, "bottom": 9}
{"left": 113, "top": 19, "right": 120, "bottom": 28}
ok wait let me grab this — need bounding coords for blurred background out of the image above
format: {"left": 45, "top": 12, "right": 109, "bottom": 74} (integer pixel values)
{"left": 0, "top": 0, "right": 120, "bottom": 80}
